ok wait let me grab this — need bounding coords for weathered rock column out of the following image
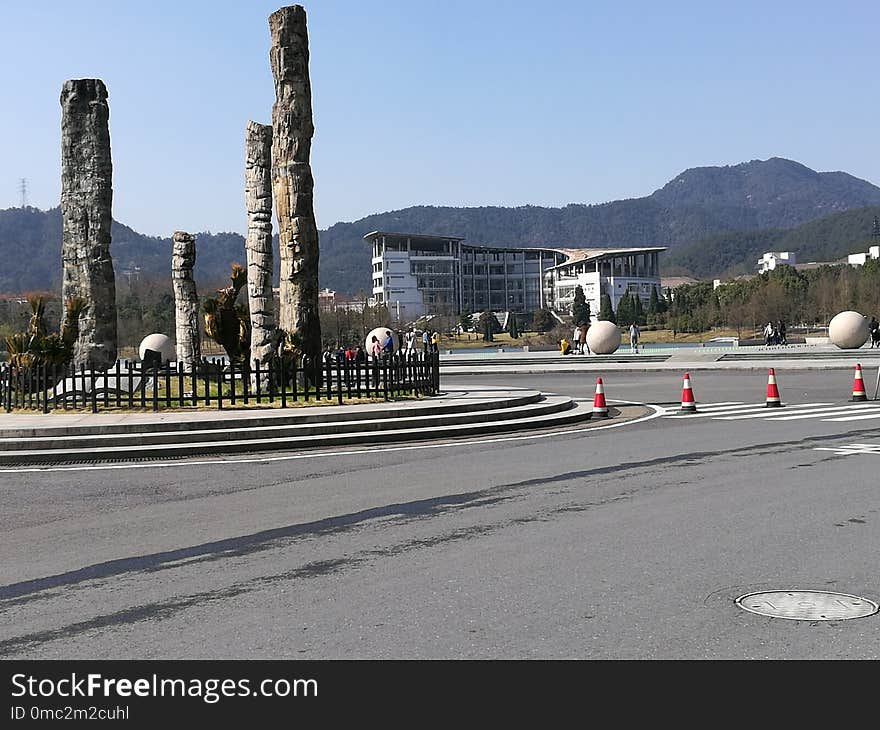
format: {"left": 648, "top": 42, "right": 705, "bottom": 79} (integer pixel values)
{"left": 60, "top": 78, "right": 117, "bottom": 368}
{"left": 269, "top": 5, "right": 321, "bottom": 360}
{"left": 245, "top": 121, "right": 276, "bottom": 365}
{"left": 171, "top": 231, "right": 200, "bottom": 370}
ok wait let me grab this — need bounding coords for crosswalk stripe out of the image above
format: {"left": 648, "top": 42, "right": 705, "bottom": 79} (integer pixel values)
{"left": 814, "top": 443, "right": 880, "bottom": 455}
{"left": 688, "top": 402, "right": 745, "bottom": 410}
{"left": 767, "top": 405, "right": 880, "bottom": 421}
{"left": 658, "top": 402, "right": 743, "bottom": 415}
{"left": 822, "top": 410, "right": 880, "bottom": 422}
{"left": 715, "top": 403, "right": 835, "bottom": 420}
{"left": 663, "top": 402, "right": 830, "bottom": 419}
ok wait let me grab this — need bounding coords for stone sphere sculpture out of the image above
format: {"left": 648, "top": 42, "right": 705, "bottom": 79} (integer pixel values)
{"left": 586, "top": 320, "right": 621, "bottom": 355}
{"left": 828, "top": 311, "right": 869, "bottom": 349}
{"left": 365, "top": 327, "right": 400, "bottom": 354}
{"left": 138, "top": 333, "right": 176, "bottom": 363}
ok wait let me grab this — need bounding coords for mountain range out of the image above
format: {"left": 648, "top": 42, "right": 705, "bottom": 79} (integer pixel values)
{"left": 3, "top": 157, "right": 880, "bottom": 296}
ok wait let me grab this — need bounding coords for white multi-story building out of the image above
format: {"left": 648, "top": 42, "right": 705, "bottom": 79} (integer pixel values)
{"left": 757, "top": 251, "right": 797, "bottom": 273}
{"left": 365, "top": 231, "right": 666, "bottom": 322}
{"left": 543, "top": 247, "right": 665, "bottom": 317}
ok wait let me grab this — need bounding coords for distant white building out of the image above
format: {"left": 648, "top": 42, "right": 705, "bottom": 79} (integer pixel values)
{"left": 847, "top": 246, "right": 880, "bottom": 266}
{"left": 757, "top": 251, "right": 796, "bottom": 273}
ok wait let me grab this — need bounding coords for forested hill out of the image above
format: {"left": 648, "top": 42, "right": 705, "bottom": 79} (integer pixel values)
{"left": 0, "top": 207, "right": 248, "bottom": 293}
{"left": 663, "top": 205, "right": 880, "bottom": 278}
{"left": 3, "top": 157, "right": 880, "bottom": 294}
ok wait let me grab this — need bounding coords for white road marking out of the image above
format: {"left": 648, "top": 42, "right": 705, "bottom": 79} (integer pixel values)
{"left": 822, "top": 410, "right": 880, "bottom": 422}
{"left": 715, "top": 403, "right": 834, "bottom": 420}
{"left": 814, "top": 443, "right": 880, "bottom": 456}
{"left": 768, "top": 405, "right": 880, "bottom": 421}
{"left": 663, "top": 402, "right": 830, "bottom": 419}
{"left": 660, "top": 402, "right": 748, "bottom": 416}
{"left": 0, "top": 399, "right": 665, "bottom": 474}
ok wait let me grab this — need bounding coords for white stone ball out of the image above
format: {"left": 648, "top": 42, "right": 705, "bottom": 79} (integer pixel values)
{"left": 364, "top": 327, "right": 400, "bottom": 353}
{"left": 138, "top": 333, "right": 176, "bottom": 363}
{"left": 828, "top": 311, "right": 869, "bottom": 349}
{"left": 586, "top": 320, "right": 621, "bottom": 355}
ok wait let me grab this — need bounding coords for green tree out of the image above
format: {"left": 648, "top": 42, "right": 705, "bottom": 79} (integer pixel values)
{"left": 482, "top": 311, "right": 495, "bottom": 342}
{"left": 571, "top": 285, "right": 590, "bottom": 326}
{"left": 616, "top": 293, "right": 634, "bottom": 327}
{"left": 459, "top": 308, "right": 474, "bottom": 333}
{"left": 633, "top": 294, "right": 645, "bottom": 325}
{"left": 508, "top": 312, "right": 520, "bottom": 339}
{"left": 647, "top": 286, "right": 660, "bottom": 316}
{"left": 532, "top": 308, "right": 555, "bottom": 333}
{"left": 598, "top": 293, "right": 616, "bottom": 323}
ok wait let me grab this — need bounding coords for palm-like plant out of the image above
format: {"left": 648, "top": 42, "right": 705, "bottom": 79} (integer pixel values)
{"left": 203, "top": 264, "right": 251, "bottom": 364}
{"left": 5, "top": 295, "right": 85, "bottom": 368}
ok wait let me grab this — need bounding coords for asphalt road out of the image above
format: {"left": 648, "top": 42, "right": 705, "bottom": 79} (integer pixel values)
{"left": 2, "top": 368, "right": 880, "bottom": 659}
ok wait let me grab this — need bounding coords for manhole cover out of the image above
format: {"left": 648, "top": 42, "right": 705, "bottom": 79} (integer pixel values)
{"left": 735, "top": 590, "right": 879, "bottom": 621}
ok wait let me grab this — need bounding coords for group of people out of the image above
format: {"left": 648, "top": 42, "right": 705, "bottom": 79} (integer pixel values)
{"left": 322, "top": 328, "right": 440, "bottom": 365}
{"left": 762, "top": 320, "right": 788, "bottom": 346}
{"left": 403, "top": 329, "right": 440, "bottom": 355}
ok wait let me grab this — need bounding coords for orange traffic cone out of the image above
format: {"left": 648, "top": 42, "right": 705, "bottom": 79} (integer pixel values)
{"left": 679, "top": 373, "right": 697, "bottom": 413}
{"left": 765, "top": 368, "right": 782, "bottom": 407}
{"left": 592, "top": 377, "right": 609, "bottom": 418}
{"left": 851, "top": 363, "right": 867, "bottom": 402}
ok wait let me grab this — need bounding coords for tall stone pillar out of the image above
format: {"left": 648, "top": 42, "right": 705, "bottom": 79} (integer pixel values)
{"left": 245, "top": 121, "right": 276, "bottom": 365}
{"left": 269, "top": 5, "right": 321, "bottom": 360}
{"left": 171, "top": 231, "right": 200, "bottom": 370}
{"left": 60, "top": 78, "right": 117, "bottom": 369}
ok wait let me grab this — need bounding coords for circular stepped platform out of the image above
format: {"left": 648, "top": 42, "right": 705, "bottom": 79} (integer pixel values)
{"left": 0, "top": 388, "right": 603, "bottom": 465}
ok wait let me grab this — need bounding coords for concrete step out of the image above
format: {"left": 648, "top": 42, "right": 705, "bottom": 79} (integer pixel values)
{"left": 0, "top": 397, "right": 599, "bottom": 464}
{"left": 0, "top": 395, "right": 572, "bottom": 451}
{"left": 0, "top": 390, "right": 543, "bottom": 439}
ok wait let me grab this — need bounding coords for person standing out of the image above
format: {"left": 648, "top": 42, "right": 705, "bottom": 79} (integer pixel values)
{"left": 763, "top": 321, "right": 774, "bottom": 346}
{"left": 369, "top": 335, "right": 383, "bottom": 388}
{"left": 629, "top": 322, "right": 640, "bottom": 354}
{"left": 572, "top": 325, "right": 582, "bottom": 355}
{"left": 381, "top": 329, "right": 394, "bottom": 355}
{"left": 430, "top": 331, "right": 440, "bottom": 353}
{"left": 869, "top": 316, "right": 879, "bottom": 348}
{"left": 422, "top": 329, "right": 429, "bottom": 353}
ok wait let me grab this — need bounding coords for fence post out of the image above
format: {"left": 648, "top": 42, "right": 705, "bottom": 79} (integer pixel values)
{"left": 126, "top": 361, "right": 133, "bottom": 410}
{"left": 336, "top": 358, "right": 343, "bottom": 405}
{"left": 230, "top": 361, "right": 237, "bottom": 406}
{"left": 242, "top": 360, "right": 250, "bottom": 405}
{"left": 178, "top": 361, "right": 185, "bottom": 408}
{"left": 152, "top": 363, "right": 159, "bottom": 412}
{"left": 255, "top": 359, "right": 262, "bottom": 404}
{"left": 216, "top": 360, "right": 223, "bottom": 410}
{"left": 203, "top": 358, "right": 211, "bottom": 407}
{"left": 303, "top": 356, "right": 310, "bottom": 403}
{"left": 41, "top": 364, "right": 49, "bottom": 414}
{"left": 325, "top": 358, "right": 332, "bottom": 401}
{"left": 280, "top": 357, "right": 287, "bottom": 409}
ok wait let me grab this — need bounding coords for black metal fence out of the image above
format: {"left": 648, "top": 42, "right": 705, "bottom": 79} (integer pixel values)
{"left": 0, "top": 352, "right": 440, "bottom": 413}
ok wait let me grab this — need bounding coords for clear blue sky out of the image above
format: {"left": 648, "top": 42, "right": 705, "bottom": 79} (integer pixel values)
{"left": 2, "top": 0, "right": 878, "bottom": 237}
